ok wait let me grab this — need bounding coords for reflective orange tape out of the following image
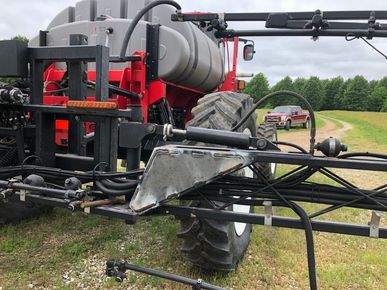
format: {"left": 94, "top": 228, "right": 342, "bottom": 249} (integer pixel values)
{"left": 67, "top": 101, "right": 117, "bottom": 110}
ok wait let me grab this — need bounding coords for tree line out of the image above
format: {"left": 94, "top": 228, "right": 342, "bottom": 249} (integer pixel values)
{"left": 243, "top": 73, "right": 387, "bottom": 112}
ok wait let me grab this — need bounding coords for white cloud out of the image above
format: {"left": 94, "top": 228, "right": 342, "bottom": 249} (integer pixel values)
{"left": 1, "top": 0, "right": 386, "bottom": 84}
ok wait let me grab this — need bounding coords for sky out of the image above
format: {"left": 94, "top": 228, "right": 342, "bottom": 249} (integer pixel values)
{"left": 1, "top": 0, "right": 386, "bottom": 85}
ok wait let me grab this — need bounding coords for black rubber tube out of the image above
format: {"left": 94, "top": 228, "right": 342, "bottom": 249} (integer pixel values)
{"left": 95, "top": 180, "right": 134, "bottom": 196}
{"left": 100, "top": 179, "right": 138, "bottom": 190}
{"left": 119, "top": 0, "right": 182, "bottom": 58}
{"left": 232, "top": 90, "right": 316, "bottom": 155}
{"left": 273, "top": 141, "right": 308, "bottom": 154}
{"left": 338, "top": 152, "right": 387, "bottom": 160}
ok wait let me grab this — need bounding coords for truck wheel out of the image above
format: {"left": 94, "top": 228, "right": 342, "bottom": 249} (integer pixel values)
{"left": 0, "top": 149, "right": 52, "bottom": 224}
{"left": 285, "top": 119, "right": 291, "bottom": 131}
{"left": 177, "top": 91, "right": 257, "bottom": 271}
{"left": 303, "top": 118, "right": 310, "bottom": 129}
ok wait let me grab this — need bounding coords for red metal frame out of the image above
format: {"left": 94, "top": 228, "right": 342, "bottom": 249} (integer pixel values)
{"left": 43, "top": 39, "right": 241, "bottom": 145}
{"left": 218, "top": 37, "right": 240, "bottom": 92}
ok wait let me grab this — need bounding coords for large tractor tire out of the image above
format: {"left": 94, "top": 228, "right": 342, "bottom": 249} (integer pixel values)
{"left": 177, "top": 91, "right": 258, "bottom": 271}
{"left": 256, "top": 123, "right": 278, "bottom": 181}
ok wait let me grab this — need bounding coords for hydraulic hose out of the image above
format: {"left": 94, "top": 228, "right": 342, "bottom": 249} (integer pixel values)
{"left": 100, "top": 179, "right": 138, "bottom": 190}
{"left": 273, "top": 141, "right": 308, "bottom": 154}
{"left": 119, "top": 0, "right": 182, "bottom": 58}
{"left": 338, "top": 152, "right": 387, "bottom": 160}
{"left": 232, "top": 90, "right": 317, "bottom": 155}
{"left": 95, "top": 180, "right": 135, "bottom": 197}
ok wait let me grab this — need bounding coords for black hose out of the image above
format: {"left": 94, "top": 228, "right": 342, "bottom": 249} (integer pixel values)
{"left": 100, "top": 179, "right": 138, "bottom": 190}
{"left": 95, "top": 180, "right": 135, "bottom": 197}
{"left": 119, "top": 0, "right": 182, "bottom": 58}
{"left": 338, "top": 152, "right": 387, "bottom": 160}
{"left": 232, "top": 90, "right": 316, "bottom": 155}
{"left": 0, "top": 165, "right": 143, "bottom": 180}
{"left": 273, "top": 141, "right": 308, "bottom": 154}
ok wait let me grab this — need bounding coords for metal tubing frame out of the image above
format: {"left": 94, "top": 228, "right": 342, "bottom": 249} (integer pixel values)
{"left": 28, "top": 45, "right": 121, "bottom": 169}
{"left": 171, "top": 10, "right": 387, "bottom": 40}
{"left": 172, "top": 11, "right": 387, "bottom": 22}
{"left": 155, "top": 205, "right": 387, "bottom": 239}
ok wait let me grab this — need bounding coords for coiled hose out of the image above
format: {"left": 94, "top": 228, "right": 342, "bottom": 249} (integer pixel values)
{"left": 232, "top": 90, "right": 317, "bottom": 155}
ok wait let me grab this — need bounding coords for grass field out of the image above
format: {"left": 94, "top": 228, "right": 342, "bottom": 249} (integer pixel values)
{"left": 0, "top": 111, "right": 386, "bottom": 289}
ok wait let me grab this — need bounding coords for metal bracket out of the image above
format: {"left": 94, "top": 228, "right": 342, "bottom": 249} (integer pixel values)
{"left": 369, "top": 210, "right": 384, "bottom": 238}
{"left": 20, "top": 189, "right": 26, "bottom": 202}
{"left": 130, "top": 145, "right": 254, "bottom": 213}
{"left": 263, "top": 201, "right": 273, "bottom": 226}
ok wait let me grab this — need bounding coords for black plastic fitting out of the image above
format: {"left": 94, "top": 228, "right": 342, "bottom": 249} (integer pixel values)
{"left": 315, "top": 137, "right": 348, "bottom": 157}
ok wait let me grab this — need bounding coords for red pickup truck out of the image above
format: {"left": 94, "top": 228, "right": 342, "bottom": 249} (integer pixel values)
{"left": 264, "top": 105, "right": 310, "bottom": 130}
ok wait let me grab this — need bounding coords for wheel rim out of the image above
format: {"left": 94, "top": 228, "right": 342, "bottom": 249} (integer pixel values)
{"left": 233, "top": 128, "right": 253, "bottom": 236}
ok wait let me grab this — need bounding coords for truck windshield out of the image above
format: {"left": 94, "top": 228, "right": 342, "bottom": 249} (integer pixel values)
{"left": 272, "top": 107, "right": 292, "bottom": 114}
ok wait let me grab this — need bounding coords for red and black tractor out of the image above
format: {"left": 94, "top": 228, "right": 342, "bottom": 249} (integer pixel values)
{"left": 0, "top": 1, "right": 386, "bottom": 289}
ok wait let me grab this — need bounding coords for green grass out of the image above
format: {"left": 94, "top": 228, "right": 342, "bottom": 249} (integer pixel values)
{"left": 0, "top": 111, "right": 386, "bottom": 289}
{"left": 319, "top": 111, "right": 387, "bottom": 152}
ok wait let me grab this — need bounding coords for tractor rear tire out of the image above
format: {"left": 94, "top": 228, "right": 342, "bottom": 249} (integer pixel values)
{"left": 256, "top": 123, "right": 277, "bottom": 180}
{"left": 177, "top": 91, "right": 257, "bottom": 271}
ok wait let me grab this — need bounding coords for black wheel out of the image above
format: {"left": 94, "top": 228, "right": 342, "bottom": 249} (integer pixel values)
{"left": 285, "top": 119, "right": 291, "bottom": 131}
{"left": 0, "top": 148, "right": 52, "bottom": 224}
{"left": 303, "top": 118, "right": 310, "bottom": 129}
{"left": 177, "top": 91, "right": 257, "bottom": 271}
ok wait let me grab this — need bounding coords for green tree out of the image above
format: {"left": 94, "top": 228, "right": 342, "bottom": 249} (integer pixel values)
{"left": 11, "top": 35, "right": 29, "bottom": 44}
{"left": 343, "top": 75, "right": 370, "bottom": 111}
{"left": 336, "top": 79, "right": 351, "bottom": 109}
{"left": 293, "top": 77, "right": 307, "bottom": 95}
{"left": 243, "top": 73, "right": 270, "bottom": 102}
{"left": 368, "top": 86, "right": 387, "bottom": 112}
{"left": 290, "top": 77, "right": 308, "bottom": 106}
{"left": 369, "top": 80, "right": 379, "bottom": 92}
{"left": 303, "top": 76, "right": 325, "bottom": 111}
{"left": 270, "top": 76, "right": 294, "bottom": 107}
{"left": 321, "top": 77, "right": 344, "bottom": 110}
{"left": 381, "top": 99, "right": 387, "bottom": 112}
{"left": 378, "top": 76, "right": 387, "bottom": 89}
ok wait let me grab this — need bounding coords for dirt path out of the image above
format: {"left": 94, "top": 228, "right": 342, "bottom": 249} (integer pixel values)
{"left": 279, "top": 115, "right": 353, "bottom": 150}
{"left": 279, "top": 115, "right": 386, "bottom": 189}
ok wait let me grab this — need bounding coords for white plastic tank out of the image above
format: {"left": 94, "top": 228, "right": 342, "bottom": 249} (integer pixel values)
{"left": 29, "top": 0, "right": 224, "bottom": 92}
